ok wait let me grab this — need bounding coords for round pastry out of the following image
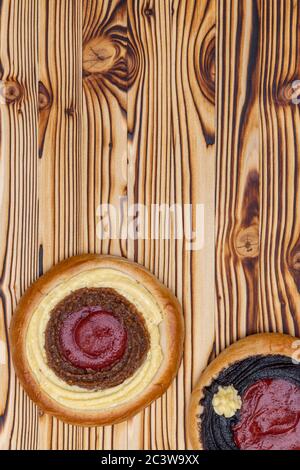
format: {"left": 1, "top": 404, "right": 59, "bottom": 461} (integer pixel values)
{"left": 10, "top": 255, "right": 184, "bottom": 426}
{"left": 189, "top": 334, "right": 300, "bottom": 450}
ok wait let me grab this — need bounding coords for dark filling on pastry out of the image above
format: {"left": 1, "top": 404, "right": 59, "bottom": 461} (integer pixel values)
{"left": 45, "top": 288, "right": 150, "bottom": 390}
{"left": 199, "top": 355, "right": 300, "bottom": 450}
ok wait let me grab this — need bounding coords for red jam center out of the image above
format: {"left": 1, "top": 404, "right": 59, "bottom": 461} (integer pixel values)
{"left": 233, "top": 378, "right": 300, "bottom": 450}
{"left": 59, "top": 307, "right": 127, "bottom": 370}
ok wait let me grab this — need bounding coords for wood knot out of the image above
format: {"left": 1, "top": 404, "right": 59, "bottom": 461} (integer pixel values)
{"left": 290, "top": 251, "right": 300, "bottom": 271}
{"left": 83, "top": 32, "right": 138, "bottom": 90}
{"left": 289, "top": 247, "right": 300, "bottom": 293}
{"left": 289, "top": 245, "right": 300, "bottom": 278}
{"left": 198, "top": 30, "right": 215, "bottom": 105}
{"left": 127, "top": 41, "right": 140, "bottom": 88}
{"left": 0, "top": 80, "right": 23, "bottom": 104}
{"left": 291, "top": 80, "right": 300, "bottom": 105}
{"left": 235, "top": 226, "right": 259, "bottom": 258}
{"left": 287, "top": 240, "right": 300, "bottom": 293}
{"left": 275, "top": 80, "right": 300, "bottom": 106}
{"left": 288, "top": 246, "right": 300, "bottom": 292}
{"left": 38, "top": 81, "right": 52, "bottom": 111}
{"left": 144, "top": 7, "right": 154, "bottom": 17}
{"left": 83, "top": 36, "right": 121, "bottom": 75}
{"left": 65, "top": 107, "right": 75, "bottom": 116}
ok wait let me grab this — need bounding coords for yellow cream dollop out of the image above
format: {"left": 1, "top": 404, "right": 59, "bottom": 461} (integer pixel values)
{"left": 212, "top": 385, "right": 242, "bottom": 418}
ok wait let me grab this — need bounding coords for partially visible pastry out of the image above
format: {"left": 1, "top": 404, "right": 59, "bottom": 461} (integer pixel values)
{"left": 10, "top": 255, "right": 184, "bottom": 426}
{"left": 189, "top": 334, "right": 300, "bottom": 450}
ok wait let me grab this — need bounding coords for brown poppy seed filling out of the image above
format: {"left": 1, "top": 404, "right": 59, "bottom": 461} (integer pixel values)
{"left": 45, "top": 288, "right": 151, "bottom": 390}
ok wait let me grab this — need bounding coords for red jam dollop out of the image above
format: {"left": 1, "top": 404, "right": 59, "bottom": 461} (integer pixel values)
{"left": 233, "top": 378, "right": 300, "bottom": 450}
{"left": 59, "top": 307, "right": 127, "bottom": 370}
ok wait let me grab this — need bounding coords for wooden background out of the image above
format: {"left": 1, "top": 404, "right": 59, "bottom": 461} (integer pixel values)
{"left": 0, "top": 0, "right": 299, "bottom": 450}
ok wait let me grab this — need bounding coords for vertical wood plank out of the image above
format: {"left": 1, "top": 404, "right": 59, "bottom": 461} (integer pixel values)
{"left": 171, "top": 0, "right": 216, "bottom": 450}
{"left": 127, "top": 0, "right": 158, "bottom": 449}
{"left": 216, "top": 0, "right": 261, "bottom": 351}
{"left": 37, "top": 0, "right": 83, "bottom": 450}
{"left": 82, "top": 0, "right": 128, "bottom": 258}
{"left": 82, "top": 0, "right": 128, "bottom": 450}
{"left": 127, "top": 0, "right": 215, "bottom": 450}
{"left": 258, "top": 0, "right": 300, "bottom": 336}
{"left": 216, "top": 0, "right": 300, "bottom": 358}
{"left": 0, "top": 0, "right": 39, "bottom": 450}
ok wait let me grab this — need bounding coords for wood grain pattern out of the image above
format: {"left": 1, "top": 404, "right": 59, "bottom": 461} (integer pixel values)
{"left": 127, "top": 0, "right": 215, "bottom": 449}
{"left": 258, "top": 0, "right": 300, "bottom": 336}
{"left": 0, "top": 0, "right": 39, "bottom": 450}
{"left": 216, "top": 0, "right": 261, "bottom": 350}
{"left": 0, "top": 0, "right": 299, "bottom": 450}
{"left": 82, "top": 0, "right": 128, "bottom": 450}
{"left": 216, "top": 0, "right": 300, "bottom": 355}
{"left": 37, "top": 0, "right": 83, "bottom": 450}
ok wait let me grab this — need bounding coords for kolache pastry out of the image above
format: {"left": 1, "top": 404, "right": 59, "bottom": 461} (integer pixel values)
{"left": 189, "top": 334, "right": 300, "bottom": 450}
{"left": 10, "top": 255, "right": 184, "bottom": 426}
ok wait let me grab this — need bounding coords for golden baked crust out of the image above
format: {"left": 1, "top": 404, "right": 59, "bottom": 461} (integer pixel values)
{"left": 10, "top": 255, "right": 184, "bottom": 426}
{"left": 188, "top": 333, "right": 299, "bottom": 450}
